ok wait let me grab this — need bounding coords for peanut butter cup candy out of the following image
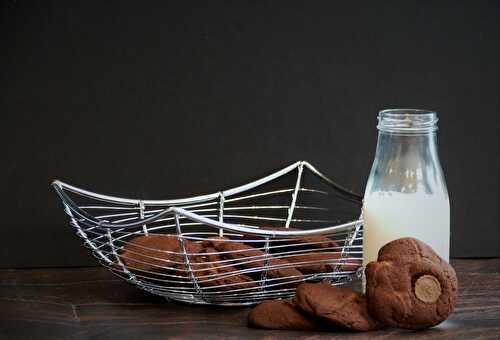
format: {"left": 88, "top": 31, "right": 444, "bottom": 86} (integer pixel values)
{"left": 365, "top": 237, "right": 458, "bottom": 330}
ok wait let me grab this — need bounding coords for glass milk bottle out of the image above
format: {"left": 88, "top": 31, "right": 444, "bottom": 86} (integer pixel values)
{"left": 363, "top": 109, "right": 450, "bottom": 271}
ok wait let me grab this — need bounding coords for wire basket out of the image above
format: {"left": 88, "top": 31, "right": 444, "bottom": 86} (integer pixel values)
{"left": 52, "top": 161, "right": 364, "bottom": 306}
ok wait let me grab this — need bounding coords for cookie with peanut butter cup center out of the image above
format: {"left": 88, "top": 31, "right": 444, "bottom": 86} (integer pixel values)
{"left": 365, "top": 237, "right": 458, "bottom": 330}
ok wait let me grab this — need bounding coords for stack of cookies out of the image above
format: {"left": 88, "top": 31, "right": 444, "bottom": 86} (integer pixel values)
{"left": 118, "top": 227, "right": 360, "bottom": 291}
{"left": 248, "top": 237, "right": 459, "bottom": 331}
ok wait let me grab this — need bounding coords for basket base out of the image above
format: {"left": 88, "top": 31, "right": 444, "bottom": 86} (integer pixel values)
{"left": 158, "top": 275, "right": 362, "bottom": 306}
{"left": 164, "top": 296, "right": 262, "bottom": 307}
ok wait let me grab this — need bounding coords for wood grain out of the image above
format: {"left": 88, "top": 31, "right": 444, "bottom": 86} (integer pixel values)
{"left": 1, "top": 259, "right": 499, "bottom": 340}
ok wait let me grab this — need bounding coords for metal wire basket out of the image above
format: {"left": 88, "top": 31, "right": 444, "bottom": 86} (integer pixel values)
{"left": 52, "top": 161, "right": 363, "bottom": 306}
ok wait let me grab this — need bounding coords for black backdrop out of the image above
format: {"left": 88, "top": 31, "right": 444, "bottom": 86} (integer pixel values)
{"left": 2, "top": 1, "right": 499, "bottom": 268}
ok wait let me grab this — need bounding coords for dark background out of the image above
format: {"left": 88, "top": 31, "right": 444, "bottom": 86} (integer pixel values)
{"left": 1, "top": 1, "right": 499, "bottom": 268}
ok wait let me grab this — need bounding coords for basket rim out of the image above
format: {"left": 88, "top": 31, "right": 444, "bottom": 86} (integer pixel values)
{"left": 52, "top": 161, "right": 361, "bottom": 205}
{"left": 52, "top": 160, "right": 363, "bottom": 234}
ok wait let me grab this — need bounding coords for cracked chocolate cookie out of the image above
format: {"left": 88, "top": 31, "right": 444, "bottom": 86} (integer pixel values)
{"left": 203, "top": 237, "right": 303, "bottom": 286}
{"left": 285, "top": 252, "right": 361, "bottom": 274}
{"left": 190, "top": 246, "right": 257, "bottom": 291}
{"left": 241, "top": 226, "right": 339, "bottom": 250}
{"left": 294, "top": 283, "right": 383, "bottom": 331}
{"left": 120, "top": 234, "right": 202, "bottom": 273}
{"left": 248, "top": 299, "right": 322, "bottom": 331}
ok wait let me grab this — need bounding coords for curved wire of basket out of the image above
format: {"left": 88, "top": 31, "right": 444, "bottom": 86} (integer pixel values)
{"left": 52, "top": 161, "right": 364, "bottom": 306}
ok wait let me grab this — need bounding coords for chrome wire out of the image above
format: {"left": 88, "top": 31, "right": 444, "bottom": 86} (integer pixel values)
{"left": 53, "top": 160, "right": 363, "bottom": 305}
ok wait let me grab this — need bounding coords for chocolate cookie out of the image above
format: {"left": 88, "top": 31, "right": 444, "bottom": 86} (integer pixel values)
{"left": 203, "top": 238, "right": 303, "bottom": 285}
{"left": 190, "top": 247, "right": 257, "bottom": 291}
{"left": 248, "top": 299, "right": 322, "bottom": 331}
{"left": 365, "top": 237, "right": 458, "bottom": 330}
{"left": 120, "top": 234, "right": 202, "bottom": 272}
{"left": 295, "top": 283, "right": 383, "bottom": 331}
{"left": 121, "top": 236, "right": 257, "bottom": 290}
{"left": 285, "top": 252, "right": 361, "bottom": 274}
{"left": 242, "top": 226, "right": 339, "bottom": 250}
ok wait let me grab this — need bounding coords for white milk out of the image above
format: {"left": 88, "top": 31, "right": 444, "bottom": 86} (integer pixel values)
{"left": 362, "top": 190, "right": 450, "bottom": 270}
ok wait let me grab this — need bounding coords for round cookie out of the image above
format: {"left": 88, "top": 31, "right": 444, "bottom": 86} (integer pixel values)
{"left": 294, "top": 283, "right": 383, "bottom": 331}
{"left": 190, "top": 247, "right": 257, "bottom": 291}
{"left": 241, "top": 226, "right": 340, "bottom": 250}
{"left": 248, "top": 299, "right": 322, "bottom": 331}
{"left": 120, "top": 236, "right": 257, "bottom": 290}
{"left": 120, "top": 234, "right": 202, "bottom": 272}
{"left": 285, "top": 252, "right": 361, "bottom": 274}
{"left": 365, "top": 237, "right": 458, "bottom": 330}
{"left": 203, "top": 237, "right": 304, "bottom": 286}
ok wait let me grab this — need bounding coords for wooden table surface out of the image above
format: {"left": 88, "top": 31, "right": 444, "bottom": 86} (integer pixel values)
{"left": 1, "top": 259, "right": 499, "bottom": 340}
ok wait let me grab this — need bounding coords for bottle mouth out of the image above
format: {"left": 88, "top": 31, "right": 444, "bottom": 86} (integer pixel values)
{"left": 378, "top": 109, "right": 438, "bottom": 134}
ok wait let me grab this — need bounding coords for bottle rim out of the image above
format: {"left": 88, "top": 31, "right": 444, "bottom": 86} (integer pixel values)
{"left": 378, "top": 109, "right": 438, "bottom": 134}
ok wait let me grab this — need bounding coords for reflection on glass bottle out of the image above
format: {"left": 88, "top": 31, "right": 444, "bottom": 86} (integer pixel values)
{"left": 363, "top": 109, "right": 450, "bottom": 273}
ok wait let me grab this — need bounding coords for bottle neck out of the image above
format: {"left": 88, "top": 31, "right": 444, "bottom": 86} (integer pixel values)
{"left": 370, "top": 131, "right": 446, "bottom": 195}
{"left": 374, "top": 131, "right": 438, "bottom": 163}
